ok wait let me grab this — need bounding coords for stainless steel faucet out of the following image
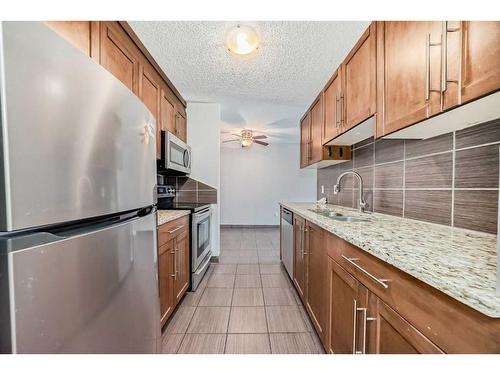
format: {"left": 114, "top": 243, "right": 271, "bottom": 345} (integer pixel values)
{"left": 334, "top": 171, "right": 367, "bottom": 212}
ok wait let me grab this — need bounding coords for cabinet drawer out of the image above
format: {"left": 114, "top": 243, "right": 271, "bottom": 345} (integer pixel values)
{"left": 158, "top": 215, "right": 189, "bottom": 247}
{"left": 326, "top": 231, "right": 500, "bottom": 353}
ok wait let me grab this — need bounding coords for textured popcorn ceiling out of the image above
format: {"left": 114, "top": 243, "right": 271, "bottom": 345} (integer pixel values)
{"left": 129, "top": 21, "right": 369, "bottom": 143}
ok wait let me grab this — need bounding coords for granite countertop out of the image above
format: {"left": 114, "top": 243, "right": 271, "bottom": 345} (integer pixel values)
{"left": 157, "top": 210, "right": 191, "bottom": 226}
{"left": 280, "top": 202, "right": 500, "bottom": 318}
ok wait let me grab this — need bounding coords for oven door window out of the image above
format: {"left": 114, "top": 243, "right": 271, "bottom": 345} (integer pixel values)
{"left": 197, "top": 215, "right": 211, "bottom": 258}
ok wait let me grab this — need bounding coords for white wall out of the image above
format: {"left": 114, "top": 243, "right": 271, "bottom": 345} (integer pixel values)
{"left": 220, "top": 143, "right": 317, "bottom": 225}
{"left": 187, "top": 102, "right": 221, "bottom": 255}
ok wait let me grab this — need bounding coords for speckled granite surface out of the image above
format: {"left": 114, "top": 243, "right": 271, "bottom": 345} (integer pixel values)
{"left": 157, "top": 210, "right": 191, "bottom": 226}
{"left": 280, "top": 202, "right": 500, "bottom": 318}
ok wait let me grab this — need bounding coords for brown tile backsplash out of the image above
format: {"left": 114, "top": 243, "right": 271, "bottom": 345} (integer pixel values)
{"left": 374, "top": 139, "right": 404, "bottom": 164}
{"left": 454, "top": 190, "right": 498, "bottom": 234}
{"left": 317, "top": 120, "right": 500, "bottom": 234}
{"left": 405, "top": 153, "right": 453, "bottom": 188}
{"left": 163, "top": 176, "right": 218, "bottom": 204}
{"left": 405, "top": 190, "right": 452, "bottom": 225}
{"left": 404, "top": 133, "right": 453, "bottom": 159}
{"left": 455, "top": 145, "right": 499, "bottom": 188}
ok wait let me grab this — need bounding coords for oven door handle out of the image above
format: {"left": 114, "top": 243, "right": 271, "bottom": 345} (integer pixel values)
{"left": 194, "top": 208, "right": 211, "bottom": 217}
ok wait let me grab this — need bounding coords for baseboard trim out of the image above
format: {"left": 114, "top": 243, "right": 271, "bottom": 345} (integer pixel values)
{"left": 210, "top": 256, "right": 219, "bottom": 263}
{"left": 220, "top": 225, "right": 280, "bottom": 229}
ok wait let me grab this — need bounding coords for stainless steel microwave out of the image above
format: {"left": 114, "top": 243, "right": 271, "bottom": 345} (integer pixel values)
{"left": 159, "top": 131, "right": 191, "bottom": 175}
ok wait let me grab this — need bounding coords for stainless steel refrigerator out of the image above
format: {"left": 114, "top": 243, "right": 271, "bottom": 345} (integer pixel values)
{"left": 0, "top": 22, "right": 160, "bottom": 353}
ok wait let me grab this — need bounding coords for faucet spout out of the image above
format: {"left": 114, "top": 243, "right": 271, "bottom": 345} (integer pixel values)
{"left": 333, "top": 171, "right": 367, "bottom": 212}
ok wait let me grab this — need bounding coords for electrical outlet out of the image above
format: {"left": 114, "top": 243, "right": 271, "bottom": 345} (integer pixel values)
{"left": 321, "top": 185, "right": 324, "bottom": 194}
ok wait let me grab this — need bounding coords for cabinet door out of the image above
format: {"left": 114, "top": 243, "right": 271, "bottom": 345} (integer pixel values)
{"left": 459, "top": 21, "right": 500, "bottom": 104}
{"left": 328, "top": 259, "right": 368, "bottom": 354}
{"left": 323, "top": 70, "right": 342, "bottom": 143}
{"left": 173, "top": 229, "right": 190, "bottom": 303}
{"left": 305, "top": 222, "right": 327, "bottom": 343}
{"left": 99, "top": 21, "right": 139, "bottom": 95}
{"left": 159, "top": 89, "right": 176, "bottom": 158}
{"left": 375, "top": 301, "right": 444, "bottom": 354}
{"left": 45, "top": 21, "right": 100, "bottom": 61}
{"left": 376, "top": 21, "right": 442, "bottom": 137}
{"left": 139, "top": 64, "right": 161, "bottom": 156}
{"left": 176, "top": 111, "right": 187, "bottom": 142}
{"left": 159, "top": 241, "right": 175, "bottom": 327}
{"left": 310, "top": 95, "right": 323, "bottom": 164}
{"left": 293, "top": 215, "right": 307, "bottom": 302}
{"left": 300, "top": 113, "right": 311, "bottom": 168}
{"left": 342, "top": 23, "right": 376, "bottom": 131}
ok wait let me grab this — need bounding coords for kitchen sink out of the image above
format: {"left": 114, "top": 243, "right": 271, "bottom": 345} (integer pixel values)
{"left": 308, "top": 208, "right": 370, "bottom": 223}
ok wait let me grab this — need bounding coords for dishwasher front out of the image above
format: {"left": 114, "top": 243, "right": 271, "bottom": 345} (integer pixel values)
{"left": 280, "top": 208, "right": 294, "bottom": 279}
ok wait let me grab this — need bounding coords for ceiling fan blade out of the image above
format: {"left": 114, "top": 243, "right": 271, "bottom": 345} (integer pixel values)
{"left": 253, "top": 135, "right": 268, "bottom": 139}
{"left": 254, "top": 140, "right": 269, "bottom": 146}
{"left": 230, "top": 133, "right": 242, "bottom": 138}
{"left": 222, "top": 139, "right": 239, "bottom": 143}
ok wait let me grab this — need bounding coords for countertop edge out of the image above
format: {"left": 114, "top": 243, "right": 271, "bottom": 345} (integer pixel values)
{"left": 157, "top": 210, "right": 191, "bottom": 227}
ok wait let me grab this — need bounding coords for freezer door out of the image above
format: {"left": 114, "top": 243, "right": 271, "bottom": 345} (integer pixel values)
{"left": 0, "top": 22, "right": 156, "bottom": 231}
{"left": 3, "top": 212, "right": 160, "bottom": 353}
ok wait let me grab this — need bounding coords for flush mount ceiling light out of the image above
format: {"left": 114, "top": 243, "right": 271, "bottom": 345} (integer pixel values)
{"left": 225, "top": 25, "right": 259, "bottom": 55}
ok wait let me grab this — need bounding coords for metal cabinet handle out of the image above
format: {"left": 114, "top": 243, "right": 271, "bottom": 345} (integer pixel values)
{"left": 425, "top": 32, "right": 444, "bottom": 101}
{"left": 168, "top": 225, "right": 184, "bottom": 234}
{"left": 441, "top": 21, "right": 461, "bottom": 93}
{"left": 300, "top": 224, "right": 304, "bottom": 258}
{"left": 339, "top": 93, "right": 344, "bottom": 128}
{"left": 175, "top": 248, "right": 179, "bottom": 278}
{"left": 170, "top": 249, "right": 176, "bottom": 278}
{"left": 335, "top": 94, "right": 340, "bottom": 128}
{"left": 341, "top": 255, "right": 390, "bottom": 289}
{"left": 352, "top": 299, "right": 358, "bottom": 354}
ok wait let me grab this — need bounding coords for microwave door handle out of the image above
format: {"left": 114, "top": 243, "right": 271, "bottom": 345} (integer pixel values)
{"left": 183, "top": 149, "right": 191, "bottom": 169}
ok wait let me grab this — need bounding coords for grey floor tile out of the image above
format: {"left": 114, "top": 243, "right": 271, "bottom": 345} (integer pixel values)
{"left": 235, "top": 274, "right": 262, "bottom": 288}
{"left": 207, "top": 274, "right": 235, "bottom": 288}
{"left": 236, "top": 264, "right": 260, "bottom": 275}
{"left": 266, "top": 306, "right": 308, "bottom": 333}
{"left": 263, "top": 288, "right": 297, "bottom": 306}
{"left": 199, "top": 288, "right": 234, "bottom": 306}
{"left": 225, "top": 334, "right": 271, "bottom": 354}
{"left": 228, "top": 306, "right": 268, "bottom": 333}
{"left": 187, "top": 307, "right": 230, "bottom": 333}
{"left": 261, "top": 274, "right": 291, "bottom": 288}
{"left": 212, "top": 264, "right": 237, "bottom": 275}
{"left": 164, "top": 306, "right": 196, "bottom": 334}
{"left": 269, "top": 333, "right": 321, "bottom": 354}
{"left": 177, "top": 334, "right": 226, "bottom": 354}
{"left": 161, "top": 334, "right": 184, "bottom": 354}
{"left": 232, "top": 288, "right": 264, "bottom": 306}
{"left": 259, "top": 264, "right": 283, "bottom": 274}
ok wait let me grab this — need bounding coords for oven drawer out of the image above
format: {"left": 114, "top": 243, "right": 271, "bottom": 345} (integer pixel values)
{"left": 158, "top": 215, "right": 189, "bottom": 247}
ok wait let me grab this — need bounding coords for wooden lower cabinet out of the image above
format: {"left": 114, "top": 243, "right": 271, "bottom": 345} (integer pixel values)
{"left": 158, "top": 215, "right": 190, "bottom": 327}
{"left": 305, "top": 221, "right": 327, "bottom": 344}
{"left": 159, "top": 241, "right": 175, "bottom": 327}
{"left": 293, "top": 215, "right": 306, "bottom": 302}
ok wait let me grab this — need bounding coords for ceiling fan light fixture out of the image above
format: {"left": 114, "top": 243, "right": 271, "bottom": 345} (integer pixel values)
{"left": 241, "top": 138, "right": 253, "bottom": 147}
{"left": 225, "top": 25, "right": 259, "bottom": 55}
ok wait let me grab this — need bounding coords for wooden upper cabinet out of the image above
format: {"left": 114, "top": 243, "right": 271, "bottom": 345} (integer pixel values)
{"left": 158, "top": 241, "right": 175, "bottom": 326}
{"left": 342, "top": 23, "right": 376, "bottom": 131}
{"left": 376, "top": 21, "right": 443, "bottom": 137}
{"left": 139, "top": 64, "right": 161, "bottom": 154}
{"left": 99, "top": 22, "right": 140, "bottom": 95}
{"left": 45, "top": 21, "right": 100, "bottom": 61}
{"left": 323, "top": 69, "right": 342, "bottom": 143}
{"left": 305, "top": 222, "right": 327, "bottom": 344}
{"left": 293, "top": 215, "right": 307, "bottom": 302}
{"left": 300, "top": 113, "right": 311, "bottom": 168}
{"left": 328, "top": 259, "right": 368, "bottom": 354}
{"left": 175, "top": 111, "right": 187, "bottom": 142}
{"left": 309, "top": 94, "right": 323, "bottom": 164}
{"left": 459, "top": 21, "right": 500, "bottom": 104}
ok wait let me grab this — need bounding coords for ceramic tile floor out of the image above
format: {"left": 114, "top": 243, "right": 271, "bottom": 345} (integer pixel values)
{"left": 161, "top": 227, "right": 325, "bottom": 354}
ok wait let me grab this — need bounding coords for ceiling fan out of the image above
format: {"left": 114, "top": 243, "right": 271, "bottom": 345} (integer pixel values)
{"left": 221, "top": 129, "right": 269, "bottom": 147}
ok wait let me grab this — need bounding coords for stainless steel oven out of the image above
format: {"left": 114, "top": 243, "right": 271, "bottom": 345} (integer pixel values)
{"left": 159, "top": 131, "right": 191, "bottom": 175}
{"left": 191, "top": 206, "right": 212, "bottom": 290}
